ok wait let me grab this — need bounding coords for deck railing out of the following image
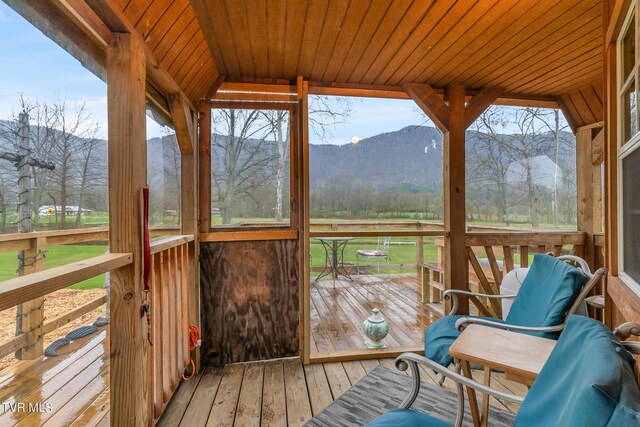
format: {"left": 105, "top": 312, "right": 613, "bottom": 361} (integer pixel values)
{"left": 462, "top": 231, "right": 587, "bottom": 318}
{"left": 0, "top": 226, "right": 183, "bottom": 362}
{"left": 148, "top": 234, "right": 193, "bottom": 421}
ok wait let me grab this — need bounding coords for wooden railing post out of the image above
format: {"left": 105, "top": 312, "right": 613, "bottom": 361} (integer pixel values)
{"left": 16, "top": 236, "right": 46, "bottom": 359}
{"left": 107, "top": 32, "right": 149, "bottom": 427}
{"left": 416, "top": 235, "right": 424, "bottom": 276}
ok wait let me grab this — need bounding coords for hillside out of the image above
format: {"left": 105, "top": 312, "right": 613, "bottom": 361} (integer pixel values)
{"left": 309, "top": 125, "right": 575, "bottom": 196}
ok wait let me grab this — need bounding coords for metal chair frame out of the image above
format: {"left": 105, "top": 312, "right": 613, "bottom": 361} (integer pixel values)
{"left": 356, "top": 237, "right": 391, "bottom": 277}
{"left": 443, "top": 254, "right": 608, "bottom": 335}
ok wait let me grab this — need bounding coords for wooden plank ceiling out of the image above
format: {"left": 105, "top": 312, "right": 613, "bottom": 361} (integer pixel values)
{"left": 114, "top": 0, "right": 602, "bottom": 107}
{"left": 114, "top": 0, "right": 219, "bottom": 102}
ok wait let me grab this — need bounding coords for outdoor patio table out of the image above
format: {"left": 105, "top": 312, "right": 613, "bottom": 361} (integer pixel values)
{"left": 449, "top": 324, "right": 556, "bottom": 427}
{"left": 313, "top": 237, "right": 354, "bottom": 287}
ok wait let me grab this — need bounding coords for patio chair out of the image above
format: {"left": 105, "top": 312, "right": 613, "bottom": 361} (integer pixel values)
{"left": 367, "top": 315, "right": 640, "bottom": 427}
{"left": 356, "top": 237, "right": 391, "bottom": 276}
{"left": 424, "top": 253, "right": 607, "bottom": 368}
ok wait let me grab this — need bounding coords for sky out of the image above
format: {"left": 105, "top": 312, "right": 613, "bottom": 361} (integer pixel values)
{"left": 0, "top": 2, "right": 164, "bottom": 139}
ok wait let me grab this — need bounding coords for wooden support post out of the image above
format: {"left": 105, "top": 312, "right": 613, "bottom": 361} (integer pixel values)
{"left": 416, "top": 235, "right": 424, "bottom": 276}
{"left": 444, "top": 84, "right": 469, "bottom": 314}
{"left": 577, "top": 128, "right": 595, "bottom": 268}
{"left": 107, "top": 32, "right": 149, "bottom": 427}
{"left": 16, "top": 237, "right": 46, "bottom": 359}
{"left": 404, "top": 83, "right": 502, "bottom": 315}
{"left": 298, "top": 76, "right": 311, "bottom": 363}
{"left": 179, "top": 106, "right": 200, "bottom": 373}
{"left": 198, "top": 101, "right": 211, "bottom": 233}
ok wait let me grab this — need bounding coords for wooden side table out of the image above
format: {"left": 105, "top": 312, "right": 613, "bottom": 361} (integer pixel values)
{"left": 449, "top": 324, "right": 556, "bottom": 427}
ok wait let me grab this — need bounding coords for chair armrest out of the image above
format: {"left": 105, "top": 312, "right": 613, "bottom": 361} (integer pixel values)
{"left": 393, "top": 352, "right": 523, "bottom": 427}
{"left": 454, "top": 316, "right": 566, "bottom": 334}
{"left": 443, "top": 289, "right": 517, "bottom": 315}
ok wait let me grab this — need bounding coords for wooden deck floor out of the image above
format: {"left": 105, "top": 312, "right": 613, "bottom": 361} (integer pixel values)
{"left": 311, "top": 273, "right": 442, "bottom": 356}
{"left": 158, "top": 357, "right": 525, "bottom": 427}
{"left": 0, "top": 327, "right": 109, "bottom": 427}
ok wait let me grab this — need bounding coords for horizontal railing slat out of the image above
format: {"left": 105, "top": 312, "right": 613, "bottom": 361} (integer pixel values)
{"left": 0, "top": 333, "right": 28, "bottom": 360}
{"left": 0, "top": 253, "right": 132, "bottom": 312}
{"left": 465, "top": 232, "right": 586, "bottom": 246}
{"left": 309, "top": 230, "right": 448, "bottom": 238}
{"left": 43, "top": 294, "right": 108, "bottom": 335}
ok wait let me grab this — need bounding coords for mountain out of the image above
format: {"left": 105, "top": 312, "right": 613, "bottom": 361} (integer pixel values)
{"left": 309, "top": 125, "right": 575, "bottom": 196}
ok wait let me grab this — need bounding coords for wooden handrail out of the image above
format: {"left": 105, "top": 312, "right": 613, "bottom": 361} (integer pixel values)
{"left": 465, "top": 231, "right": 586, "bottom": 246}
{"left": 0, "top": 253, "right": 132, "bottom": 312}
{"left": 150, "top": 235, "right": 194, "bottom": 254}
{"left": 309, "top": 230, "right": 448, "bottom": 238}
{"left": 0, "top": 225, "right": 182, "bottom": 253}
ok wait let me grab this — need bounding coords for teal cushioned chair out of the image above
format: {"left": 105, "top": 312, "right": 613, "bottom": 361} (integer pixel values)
{"left": 368, "top": 315, "right": 640, "bottom": 427}
{"left": 424, "top": 254, "right": 606, "bottom": 367}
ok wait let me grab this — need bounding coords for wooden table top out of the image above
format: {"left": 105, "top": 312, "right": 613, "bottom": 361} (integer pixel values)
{"left": 449, "top": 324, "right": 556, "bottom": 381}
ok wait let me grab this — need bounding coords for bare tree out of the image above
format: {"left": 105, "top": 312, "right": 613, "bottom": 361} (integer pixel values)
{"left": 211, "top": 109, "right": 278, "bottom": 224}
{"left": 531, "top": 109, "right": 572, "bottom": 226}
{"left": 75, "top": 124, "right": 102, "bottom": 227}
{"left": 262, "top": 110, "right": 289, "bottom": 222}
{"left": 469, "top": 109, "right": 514, "bottom": 223}
{"left": 32, "top": 98, "right": 99, "bottom": 229}
{"left": 161, "top": 132, "right": 181, "bottom": 221}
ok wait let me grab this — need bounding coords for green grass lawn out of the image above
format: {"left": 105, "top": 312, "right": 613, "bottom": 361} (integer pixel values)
{"left": 0, "top": 244, "right": 108, "bottom": 290}
{"left": 310, "top": 237, "right": 439, "bottom": 274}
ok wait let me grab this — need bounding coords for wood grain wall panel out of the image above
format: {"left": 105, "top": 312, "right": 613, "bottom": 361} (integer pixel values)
{"left": 200, "top": 240, "right": 300, "bottom": 366}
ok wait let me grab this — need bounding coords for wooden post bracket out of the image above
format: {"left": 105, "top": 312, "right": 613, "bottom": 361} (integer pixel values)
{"left": 402, "top": 83, "right": 504, "bottom": 131}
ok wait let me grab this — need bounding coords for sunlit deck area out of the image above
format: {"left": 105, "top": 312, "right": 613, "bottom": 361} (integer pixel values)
{"left": 310, "top": 273, "right": 441, "bottom": 357}
{"left": 0, "top": 327, "right": 109, "bottom": 427}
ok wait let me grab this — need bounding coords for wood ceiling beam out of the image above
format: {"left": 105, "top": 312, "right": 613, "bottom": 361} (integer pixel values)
{"left": 207, "top": 76, "right": 226, "bottom": 99}
{"left": 557, "top": 96, "right": 579, "bottom": 134}
{"left": 402, "top": 83, "right": 450, "bottom": 131}
{"left": 168, "top": 94, "right": 195, "bottom": 155}
{"left": 464, "top": 87, "right": 504, "bottom": 128}
{"left": 84, "top": 0, "right": 196, "bottom": 111}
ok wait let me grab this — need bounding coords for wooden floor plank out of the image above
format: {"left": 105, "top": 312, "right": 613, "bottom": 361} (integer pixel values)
{"left": 234, "top": 363, "right": 264, "bottom": 427}
{"left": 68, "top": 388, "right": 109, "bottom": 427}
{"left": 323, "top": 362, "right": 351, "bottom": 399}
{"left": 261, "top": 361, "right": 287, "bottom": 427}
{"left": 322, "top": 280, "right": 404, "bottom": 349}
{"left": 42, "top": 365, "right": 109, "bottom": 427}
{"left": 283, "top": 359, "right": 312, "bottom": 426}
{"left": 341, "top": 361, "right": 368, "bottom": 385}
{"left": 156, "top": 370, "right": 203, "bottom": 426}
{"left": 175, "top": 368, "right": 223, "bottom": 427}
{"left": 0, "top": 339, "right": 109, "bottom": 426}
{"left": 303, "top": 363, "right": 333, "bottom": 415}
{"left": 206, "top": 364, "right": 245, "bottom": 427}
{"left": 15, "top": 355, "right": 109, "bottom": 426}
{"left": 360, "top": 359, "right": 381, "bottom": 373}
{"left": 0, "top": 331, "right": 108, "bottom": 403}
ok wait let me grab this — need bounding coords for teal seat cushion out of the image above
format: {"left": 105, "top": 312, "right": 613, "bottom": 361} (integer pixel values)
{"left": 366, "top": 409, "right": 451, "bottom": 427}
{"left": 515, "top": 315, "right": 640, "bottom": 427}
{"left": 505, "top": 254, "right": 586, "bottom": 339}
{"left": 425, "top": 315, "right": 504, "bottom": 367}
